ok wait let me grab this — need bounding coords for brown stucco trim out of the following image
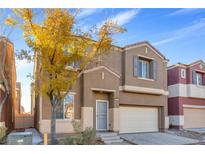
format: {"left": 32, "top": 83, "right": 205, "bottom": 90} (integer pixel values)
{"left": 83, "top": 65, "right": 120, "bottom": 78}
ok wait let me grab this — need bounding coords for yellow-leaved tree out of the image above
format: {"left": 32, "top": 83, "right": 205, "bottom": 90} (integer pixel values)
{"left": 6, "top": 9, "right": 125, "bottom": 144}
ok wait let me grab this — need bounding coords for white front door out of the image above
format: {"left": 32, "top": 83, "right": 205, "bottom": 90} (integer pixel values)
{"left": 96, "top": 100, "right": 109, "bottom": 131}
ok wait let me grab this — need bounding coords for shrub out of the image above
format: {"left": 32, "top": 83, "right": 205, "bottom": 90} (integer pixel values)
{"left": 80, "top": 127, "right": 96, "bottom": 145}
{"left": 72, "top": 120, "right": 83, "bottom": 133}
{"left": 60, "top": 136, "right": 80, "bottom": 145}
{"left": 61, "top": 121, "right": 96, "bottom": 145}
{"left": 0, "top": 126, "right": 7, "bottom": 143}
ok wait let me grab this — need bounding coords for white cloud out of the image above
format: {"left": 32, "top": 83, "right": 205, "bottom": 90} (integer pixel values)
{"left": 169, "top": 8, "right": 202, "bottom": 16}
{"left": 77, "top": 8, "right": 103, "bottom": 19}
{"left": 97, "top": 9, "right": 140, "bottom": 28}
{"left": 153, "top": 18, "right": 205, "bottom": 46}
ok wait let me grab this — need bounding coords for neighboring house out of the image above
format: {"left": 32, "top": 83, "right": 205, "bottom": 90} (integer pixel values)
{"left": 168, "top": 60, "right": 205, "bottom": 129}
{"left": 34, "top": 41, "right": 169, "bottom": 134}
{"left": 16, "top": 82, "right": 21, "bottom": 114}
{"left": 0, "top": 36, "right": 16, "bottom": 130}
{"left": 14, "top": 82, "right": 35, "bottom": 129}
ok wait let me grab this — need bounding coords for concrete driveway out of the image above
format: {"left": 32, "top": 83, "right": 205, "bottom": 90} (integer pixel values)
{"left": 120, "top": 132, "right": 199, "bottom": 145}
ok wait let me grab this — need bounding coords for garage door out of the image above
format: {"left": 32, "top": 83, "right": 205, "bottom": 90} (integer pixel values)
{"left": 184, "top": 107, "right": 205, "bottom": 128}
{"left": 119, "top": 106, "right": 159, "bottom": 133}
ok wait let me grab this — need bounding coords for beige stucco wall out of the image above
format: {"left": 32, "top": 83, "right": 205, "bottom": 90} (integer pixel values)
{"left": 165, "top": 116, "right": 169, "bottom": 129}
{"left": 39, "top": 119, "right": 79, "bottom": 133}
{"left": 168, "top": 83, "right": 205, "bottom": 99}
{"left": 109, "top": 108, "right": 119, "bottom": 132}
{"left": 81, "top": 107, "right": 93, "bottom": 130}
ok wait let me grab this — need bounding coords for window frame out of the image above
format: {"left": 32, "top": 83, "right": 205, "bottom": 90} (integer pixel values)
{"left": 139, "top": 59, "right": 150, "bottom": 79}
{"left": 56, "top": 93, "right": 75, "bottom": 120}
{"left": 181, "top": 69, "right": 186, "bottom": 79}
{"left": 196, "top": 72, "right": 203, "bottom": 85}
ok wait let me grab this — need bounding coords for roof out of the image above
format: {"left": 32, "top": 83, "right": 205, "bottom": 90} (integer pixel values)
{"left": 0, "top": 36, "right": 13, "bottom": 45}
{"left": 168, "top": 60, "right": 205, "bottom": 70}
{"left": 91, "top": 38, "right": 167, "bottom": 60}
{"left": 122, "top": 41, "right": 168, "bottom": 60}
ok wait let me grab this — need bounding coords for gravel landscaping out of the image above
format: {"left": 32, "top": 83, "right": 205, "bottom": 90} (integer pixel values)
{"left": 166, "top": 128, "right": 205, "bottom": 144}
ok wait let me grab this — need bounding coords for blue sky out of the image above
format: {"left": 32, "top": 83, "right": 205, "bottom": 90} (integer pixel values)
{"left": 1, "top": 8, "right": 205, "bottom": 112}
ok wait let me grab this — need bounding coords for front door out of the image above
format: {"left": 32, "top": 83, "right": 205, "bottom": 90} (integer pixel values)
{"left": 96, "top": 100, "right": 109, "bottom": 131}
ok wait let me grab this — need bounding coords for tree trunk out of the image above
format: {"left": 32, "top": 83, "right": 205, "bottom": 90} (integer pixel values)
{"left": 50, "top": 103, "right": 58, "bottom": 144}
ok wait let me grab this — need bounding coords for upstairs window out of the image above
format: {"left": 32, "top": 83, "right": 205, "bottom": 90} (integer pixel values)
{"left": 64, "top": 47, "right": 80, "bottom": 69}
{"left": 181, "top": 69, "right": 186, "bottom": 79}
{"left": 56, "top": 94, "right": 74, "bottom": 120}
{"left": 139, "top": 59, "right": 150, "bottom": 78}
{"left": 192, "top": 71, "right": 203, "bottom": 85}
{"left": 134, "top": 56, "right": 157, "bottom": 80}
{"left": 196, "top": 72, "right": 203, "bottom": 85}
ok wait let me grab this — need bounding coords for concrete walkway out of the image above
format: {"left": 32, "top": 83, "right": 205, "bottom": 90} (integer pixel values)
{"left": 25, "top": 128, "right": 43, "bottom": 145}
{"left": 120, "top": 132, "right": 199, "bottom": 145}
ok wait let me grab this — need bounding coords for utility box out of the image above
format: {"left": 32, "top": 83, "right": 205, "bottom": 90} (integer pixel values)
{"left": 7, "top": 132, "right": 33, "bottom": 145}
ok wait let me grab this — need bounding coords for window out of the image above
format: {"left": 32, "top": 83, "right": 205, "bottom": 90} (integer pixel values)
{"left": 139, "top": 59, "right": 150, "bottom": 78}
{"left": 56, "top": 94, "right": 74, "bottom": 120}
{"left": 64, "top": 47, "right": 80, "bottom": 69}
{"left": 181, "top": 69, "right": 186, "bottom": 79}
{"left": 134, "top": 56, "right": 157, "bottom": 80}
{"left": 196, "top": 72, "right": 203, "bottom": 85}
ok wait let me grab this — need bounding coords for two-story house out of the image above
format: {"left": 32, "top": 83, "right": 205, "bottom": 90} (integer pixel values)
{"left": 0, "top": 36, "right": 16, "bottom": 130}
{"left": 34, "top": 41, "right": 169, "bottom": 134}
{"left": 168, "top": 60, "right": 205, "bottom": 129}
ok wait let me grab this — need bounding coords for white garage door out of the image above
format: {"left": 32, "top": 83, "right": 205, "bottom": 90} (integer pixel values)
{"left": 184, "top": 107, "right": 205, "bottom": 128}
{"left": 119, "top": 106, "right": 159, "bottom": 133}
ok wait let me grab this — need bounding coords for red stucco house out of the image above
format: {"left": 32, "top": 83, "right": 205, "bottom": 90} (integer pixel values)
{"left": 168, "top": 60, "right": 205, "bottom": 129}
